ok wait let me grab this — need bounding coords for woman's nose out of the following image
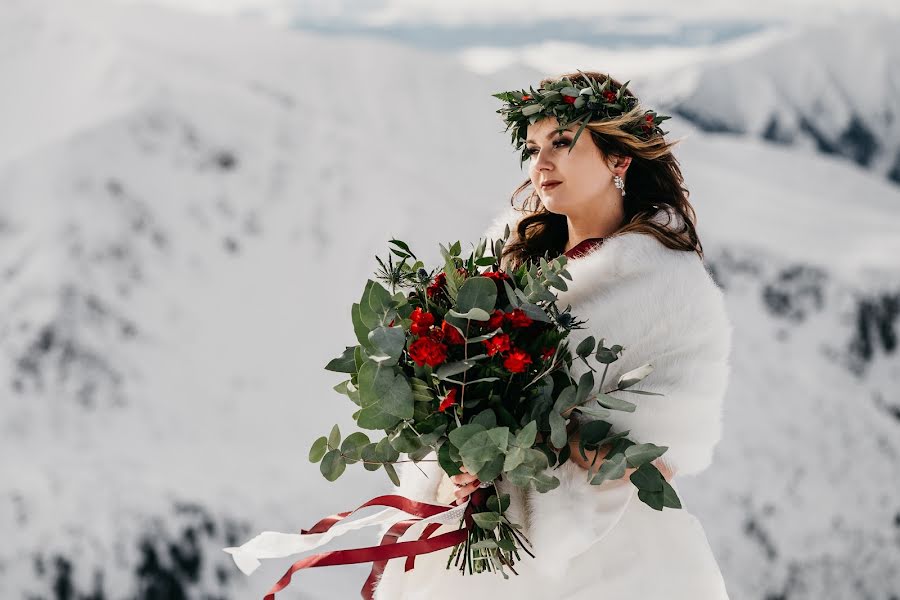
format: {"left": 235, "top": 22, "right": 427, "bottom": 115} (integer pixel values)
{"left": 533, "top": 148, "right": 554, "bottom": 171}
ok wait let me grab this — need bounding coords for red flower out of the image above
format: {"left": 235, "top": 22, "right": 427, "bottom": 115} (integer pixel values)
{"left": 483, "top": 333, "right": 511, "bottom": 357}
{"left": 483, "top": 270, "right": 510, "bottom": 282}
{"left": 505, "top": 308, "right": 533, "bottom": 328}
{"left": 440, "top": 320, "right": 466, "bottom": 345}
{"left": 409, "top": 307, "right": 435, "bottom": 336}
{"left": 503, "top": 348, "right": 533, "bottom": 373}
{"left": 540, "top": 347, "right": 555, "bottom": 361}
{"left": 562, "top": 95, "right": 577, "bottom": 104}
{"left": 486, "top": 309, "right": 505, "bottom": 330}
{"left": 603, "top": 90, "right": 617, "bottom": 102}
{"left": 408, "top": 337, "right": 448, "bottom": 367}
{"left": 438, "top": 388, "right": 458, "bottom": 412}
{"left": 522, "top": 94, "right": 532, "bottom": 101}
{"left": 426, "top": 272, "right": 447, "bottom": 299}
{"left": 645, "top": 113, "right": 654, "bottom": 123}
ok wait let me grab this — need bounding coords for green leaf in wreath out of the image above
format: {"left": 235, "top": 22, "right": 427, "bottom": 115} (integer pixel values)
{"left": 552, "top": 385, "right": 578, "bottom": 415}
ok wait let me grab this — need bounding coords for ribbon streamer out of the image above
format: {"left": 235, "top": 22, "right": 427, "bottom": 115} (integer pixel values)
{"left": 224, "top": 493, "right": 475, "bottom": 599}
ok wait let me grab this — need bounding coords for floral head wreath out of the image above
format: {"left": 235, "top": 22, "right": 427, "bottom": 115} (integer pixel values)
{"left": 492, "top": 70, "right": 671, "bottom": 164}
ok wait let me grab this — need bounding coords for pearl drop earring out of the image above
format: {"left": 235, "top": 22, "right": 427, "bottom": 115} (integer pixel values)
{"left": 613, "top": 175, "right": 625, "bottom": 196}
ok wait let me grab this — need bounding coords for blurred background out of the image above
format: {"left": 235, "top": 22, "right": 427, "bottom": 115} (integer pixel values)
{"left": 1, "top": 0, "right": 898, "bottom": 598}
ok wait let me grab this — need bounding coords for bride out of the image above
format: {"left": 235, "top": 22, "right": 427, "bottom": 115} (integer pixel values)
{"left": 372, "top": 70, "right": 733, "bottom": 599}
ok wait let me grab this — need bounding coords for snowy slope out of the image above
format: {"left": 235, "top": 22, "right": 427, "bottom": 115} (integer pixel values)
{"left": 646, "top": 17, "right": 900, "bottom": 186}
{"left": 1, "top": 1, "right": 898, "bottom": 599}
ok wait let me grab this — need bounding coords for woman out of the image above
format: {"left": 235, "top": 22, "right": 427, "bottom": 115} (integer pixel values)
{"left": 373, "top": 70, "right": 733, "bottom": 599}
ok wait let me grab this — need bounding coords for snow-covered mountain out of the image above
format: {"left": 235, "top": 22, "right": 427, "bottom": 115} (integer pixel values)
{"left": 646, "top": 18, "right": 900, "bottom": 186}
{"left": 1, "top": 1, "right": 898, "bottom": 599}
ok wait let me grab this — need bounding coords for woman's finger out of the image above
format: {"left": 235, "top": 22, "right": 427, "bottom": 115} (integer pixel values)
{"left": 450, "top": 472, "right": 477, "bottom": 486}
{"left": 453, "top": 480, "right": 481, "bottom": 505}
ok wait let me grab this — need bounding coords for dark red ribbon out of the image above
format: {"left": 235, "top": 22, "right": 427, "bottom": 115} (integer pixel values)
{"left": 259, "top": 493, "right": 481, "bottom": 600}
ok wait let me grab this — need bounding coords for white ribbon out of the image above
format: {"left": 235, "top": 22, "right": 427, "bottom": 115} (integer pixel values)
{"left": 223, "top": 500, "right": 469, "bottom": 576}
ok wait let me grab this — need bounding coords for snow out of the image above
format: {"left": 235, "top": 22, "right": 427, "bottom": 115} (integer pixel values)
{"left": 1, "top": 0, "right": 898, "bottom": 598}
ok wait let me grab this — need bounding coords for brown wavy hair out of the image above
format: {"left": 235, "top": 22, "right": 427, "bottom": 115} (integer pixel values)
{"left": 500, "top": 70, "right": 703, "bottom": 270}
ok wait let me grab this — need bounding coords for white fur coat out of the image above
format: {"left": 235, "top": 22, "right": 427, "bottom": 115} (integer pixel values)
{"left": 373, "top": 207, "right": 733, "bottom": 599}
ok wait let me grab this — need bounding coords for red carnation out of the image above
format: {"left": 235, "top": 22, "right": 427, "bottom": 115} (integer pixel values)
{"left": 540, "top": 347, "right": 555, "bottom": 361}
{"left": 438, "top": 388, "right": 458, "bottom": 412}
{"left": 486, "top": 309, "right": 505, "bottom": 330}
{"left": 483, "top": 333, "right": 511, "bottom": 357}
{"left": 562, "top": 95, "right": 577, "bottom": 104}
{"left": 645, "top": 113, "right": 654, "bottom": 123}
{"left": 503, "top": 348, "right": 533, "bottom": 373}
{"left": 483, "top": 270, "right": 510, "bottom": 282}
{"left": 506, "top": 308, "right": 533, "bottom": 328}
{"left": 603, "top": 91, "right": 617, "bottom": 102}
{"left": 440, "top": 320, "right": 466, "bottom": 345}
{"left": 408, "top": 337, "right": 448, "bottom": 367}
{"left": 426, "top": 272, "right": 447, "bottom": 299}
{"left": 522, "top": 94, "right": 532, "bottom": 101}
{"left": 409, "top": 307, "right": 435, "bottom": 336}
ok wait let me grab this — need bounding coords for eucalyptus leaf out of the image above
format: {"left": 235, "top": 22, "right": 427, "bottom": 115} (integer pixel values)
{"left": 662, "top": 480, "right": 682, "bottom": 509}
{"left": 472, "top": 512, "right": 501, "bottom": 530}
{"left": 320, "top": 449, "right": 346, "bottom": 482}
{"left": 595, "top": 393, "right": 637, "bottom": 413}
{"left": 624, "top": 443, "right": 668, "bottom": 468}
{"left": 617, "top": 363, "right": 654, "bottom": 389}
{"left": 327, "top": 424, "right": 341, "bottom": 449}
{"left": 448, "top": 423, "right": 487, "bottom": 449}
{"left": 629, "top": 462, "right": 665, "bottom": 492}
{"left": 340, "top": 432, "right": 371, "bottom": 460}
{"left": 325, "top": 346, "right": 357, "bottom": 373}
{"left": 575, "top": 336, "right": 596, "bottom": 358}
{"left": 548, "top": 410, "right": 567, "bottom": 449}
{"left": 383, "top": 462, "right": 401, "bottom": 486}
{"left": 589, "top": 452, "right": 626, "bottom": 485}
{"left": 308, "top": 436, "right": 328, "bottom": 463}
{"left": 456, "top": 277, "right": 497, "bottom": 314}
{"left": 447, "top": 307, "right": 491, "bottom": 321}
{"left": 638, "top": 488, "right": 665, "bottom": 511}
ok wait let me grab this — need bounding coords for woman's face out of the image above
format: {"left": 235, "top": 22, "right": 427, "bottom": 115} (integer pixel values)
{"left": 525, "top": 117, "right": 627, "bottom": 218}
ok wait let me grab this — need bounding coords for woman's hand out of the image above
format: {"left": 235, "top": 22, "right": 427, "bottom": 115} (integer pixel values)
{"left": 449, "top": 466, "right": 481, "bottom": 506}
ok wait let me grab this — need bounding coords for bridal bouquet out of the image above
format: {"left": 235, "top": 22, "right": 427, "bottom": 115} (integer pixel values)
{"left": 225, "top": 228, "right": 680, "bottom": 598}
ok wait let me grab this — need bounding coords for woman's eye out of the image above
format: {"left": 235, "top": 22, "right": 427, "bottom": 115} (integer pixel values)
{"left": 526, "top": 139, "right": 570, "bottom": 157}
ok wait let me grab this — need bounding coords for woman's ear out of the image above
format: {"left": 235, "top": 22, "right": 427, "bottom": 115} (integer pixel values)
{"left": 611, "top": 155, "right": 632, "bottom": 175}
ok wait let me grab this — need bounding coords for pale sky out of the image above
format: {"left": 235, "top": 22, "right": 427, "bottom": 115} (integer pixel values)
{"left": 110, "top": 0, "right": 900, "bottom": 27}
